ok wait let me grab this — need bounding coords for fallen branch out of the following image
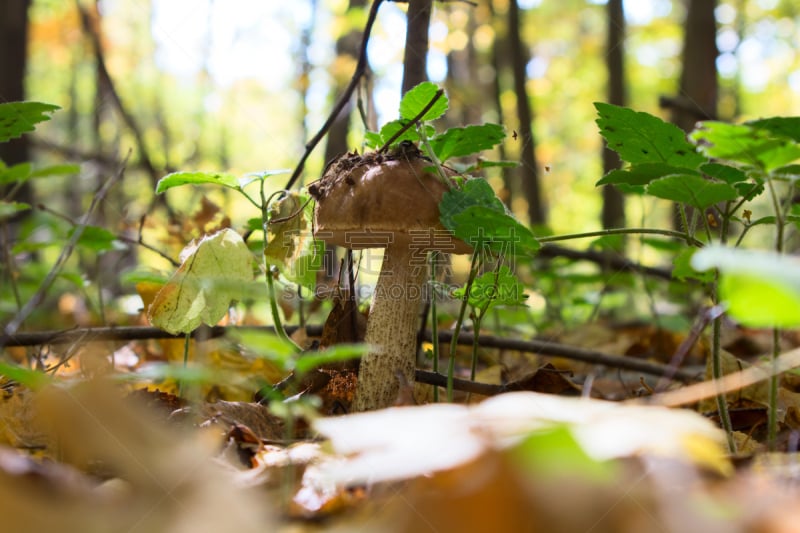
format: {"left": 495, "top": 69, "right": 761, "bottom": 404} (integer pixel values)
{"left": 1, "top": 324, "right": 695, "bottom": 381}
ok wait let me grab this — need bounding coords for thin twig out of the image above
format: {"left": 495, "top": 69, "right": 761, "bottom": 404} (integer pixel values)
{"left": 377, "top": 88, "right": 445, "bottom": 153}
{"left": 76, "top": 3, "right": 160, "bottom": 187}
{"left": 283, "top": 0, "right": 385, "bottom": 191}
{"left": 34, "top": 204, "right": 179, "bottom": 267}
{"left": 1, "top": 155, "right": 129, "bottom": 348}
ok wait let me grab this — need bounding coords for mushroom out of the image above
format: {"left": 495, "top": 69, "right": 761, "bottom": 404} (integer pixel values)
{"left": 312, "top": 149, "right": 472, "bottom": 411}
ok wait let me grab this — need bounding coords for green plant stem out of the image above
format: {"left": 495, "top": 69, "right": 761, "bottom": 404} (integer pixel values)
{"left": 430, "top": 252, "right": 440, "bottom": 403}
{"left": 448, "top": 248, "right": 481, "bottom": 402}
{"left": 260, "top": 183, "right": 295, "bottom": 348}
{"left": 709, "top": 208, "right": 736, "bottom": 452}
{"left": 178, "top": 332, "right": 190, "bottom": 397}
{"left": 766, "top": 177, "right": 787, "bottom": 450}
{"left": 677, "top": 203, "right": 693, "bottom": 245}
{"left": 538, "top": 227, "right": 703, "bottom": 248}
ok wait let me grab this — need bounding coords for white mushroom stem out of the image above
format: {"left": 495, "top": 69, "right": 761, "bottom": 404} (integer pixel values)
{"left": 353, "top": 236, "right": 426, "bottom": 411}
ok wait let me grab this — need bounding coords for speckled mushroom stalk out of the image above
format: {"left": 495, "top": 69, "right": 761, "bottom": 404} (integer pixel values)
{"left": 312, "top": 149, "right": 471, "bottom": 411}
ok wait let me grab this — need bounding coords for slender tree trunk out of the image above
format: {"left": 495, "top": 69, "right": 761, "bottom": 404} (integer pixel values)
{"left": 508, "top": 0, "right": 545, "bottom": 226}
{"left": 401, "top": 0, "right": 432, "bottom": 94}
{"left": 665, "top": 0, "right": 718, "bottom": 130}
{"left": 0, "top": 0, "right": 32, "bottom": 184}
{"left": 601, "top": 0, "right": 626, "bottom": 230}
{"left": 662, "top": 0, "right": 718, "bottom": 230}
{"left": 489, "top": 0, "right": 513, "bottom": 209}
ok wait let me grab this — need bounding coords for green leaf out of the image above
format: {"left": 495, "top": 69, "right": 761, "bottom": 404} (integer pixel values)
{"left": 672, "top": 248, "right": 715, "bottom": 283}
{"left": 238, "top": 169, "right": 290, "bottom": 189}
{"left": 399, "top": 81, "right": 448, "bottom": 122}
{"left": 452, "top": 205, "right": 539, "bottom": 256}
{"left": 700, "top": 163, "right": 748, "bottom": 184}
{"left": 0, "top": 162, "right": 32, "bottom": 186}
{"left": 147, "top": 228, "right": 255, "bottom": 334}
{"left": 512, "top": 424, "right": 615, "bottom": 482}
{"left": 439, "top": 178, "right": 537, "bottom": 255}
{"left": 68, "top": 225, "right": 125, "bottom": 253}
{"left": 294, "top": 344, "right": 369, "bottom": 375}
{"left": 439, "top": 178, "right": 505, "bottom": 231}
{"left": 691, "top": 121, "right": 800, "bottom": 171}
{"left": 29, "top": 163, "right": 81, "bottom": 179}
{"left": 0, "top": 362, "right": 52, "bottom": 390}
{"left": 120, "top": 269, "right": 169, "bottom": 285}
{"left": 772, "top": 164, "right": 800, "bottom": 181}
{"left": 429, "top": 123, "right": 506, "bottom": 162}
{"left": 378, "top": 119, "right": 421, "bottom": 146}
{"left": 453, "top": 265, "right": 528, "bottom": 311}
{"left": 231, "top": 329, "right": 301, "bottom": 371}
{"left": 0, "top": 201, "right": 30, "bottom": 220}
{"left": 463, "top": 160, "right": 518, "bottom": 173}
{"left": 692, "top": 246, "right": 800, "bottom": 327}
{"left": 155, "top": 171, "right": 241, "bottom": 194}
{"left": 0, "top": 101, "right": 60, "bottom": 143}
{"left": 747, "top": 116, "right": 800, "bottom": 143}
{"left": 645, "top": 174, "right": 739, "bottom": 209}
{"left": 597, "top": 163, "right": 697, "bottom": 187}
{"left": 595, "top": 103, "right": 705, "bottom": 168}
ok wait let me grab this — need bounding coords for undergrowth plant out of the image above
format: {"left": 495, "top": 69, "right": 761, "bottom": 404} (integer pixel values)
{"left": 593, "top": 103, "right": 800, "bottom": 450}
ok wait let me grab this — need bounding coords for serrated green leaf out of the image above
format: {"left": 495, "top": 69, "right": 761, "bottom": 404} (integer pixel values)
{"left": 439, "top": 178, "right": 505, "bottom": 231}
{"left": 364, "top": 131, "right": 383, "bottom": 149}
{"left": 597, "top": 163, "right": 698, "bottom": 186}
{"left": 378, "top": 119, "right": 422, "bottom": 147}
{"left": 747, "top": 116, "right": 800, "bottom": 143}
{"left": 0, "top": 201, "right": 30, "bottom": 220}
{"left": 595, "top": 103, "right": 705, "bottom": 168}
{"left": 399, "top": 82, "right": 448, "bottom": 122}
{"left": 691, "top": 121, "right": 800, "bottom": 171}
{"left": 453, "top": 265, "right": 528, "bottom": 310}
{"left": 452, "top": 205, "right": 539, "bottom": 256}
{"left": 155, "top": 171, "right": 241, "bottom": 193}
{"left": 700, "top": 163, "right": 748, "bottom": 184}
{"left": 0, "top": 101, "right": 60, "bottom": 143}
{"left": 692, "top": 245, "right": 800, "bottom": 327}
{"left": 645, "top": 174, "right": 739, "bottom": 209}
{"left": 429, "top": 123, "right": 505, "bottom": 162}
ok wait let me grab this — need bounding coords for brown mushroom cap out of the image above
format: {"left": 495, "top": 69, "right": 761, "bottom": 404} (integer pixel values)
{"left": 313, "top": 152, "right": 473, "bottom": 254}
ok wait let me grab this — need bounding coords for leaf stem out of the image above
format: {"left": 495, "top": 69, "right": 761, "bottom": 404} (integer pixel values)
{"left": 448, "top": 247, "right": 481, "bottom": 402}
{"left": 538, "top": 227, "right": 704, "bottom": 248}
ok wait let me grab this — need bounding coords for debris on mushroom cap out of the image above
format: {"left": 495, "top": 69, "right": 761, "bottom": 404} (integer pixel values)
{"left": 312, "top": 150, "right": 473, "bottom": 254}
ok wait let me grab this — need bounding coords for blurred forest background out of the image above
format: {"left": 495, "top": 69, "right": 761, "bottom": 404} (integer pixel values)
{"left": 2, "top": 0, "right": 800, "bottom": 332}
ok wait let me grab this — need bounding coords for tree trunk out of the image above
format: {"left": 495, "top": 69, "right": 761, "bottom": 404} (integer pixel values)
{"left": 324, "top": 0, "right": 369, "bottom": 164}
{"left": 669, "top": 0, "right": 719, "bottom": 130}
{"left": 508, "top": 0, "right": 545, "bottom": 226}
{"left": 0, "top": 0, "right": 32, "bottom": 189}
{"left": 663, "top": 0, "right": 718, "bottom": 230}
{"left": 401, "top": 0, "right": 432, "bottom": 94}
{"left": 601, "top": 0, "right": 626, "bottom": 230}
